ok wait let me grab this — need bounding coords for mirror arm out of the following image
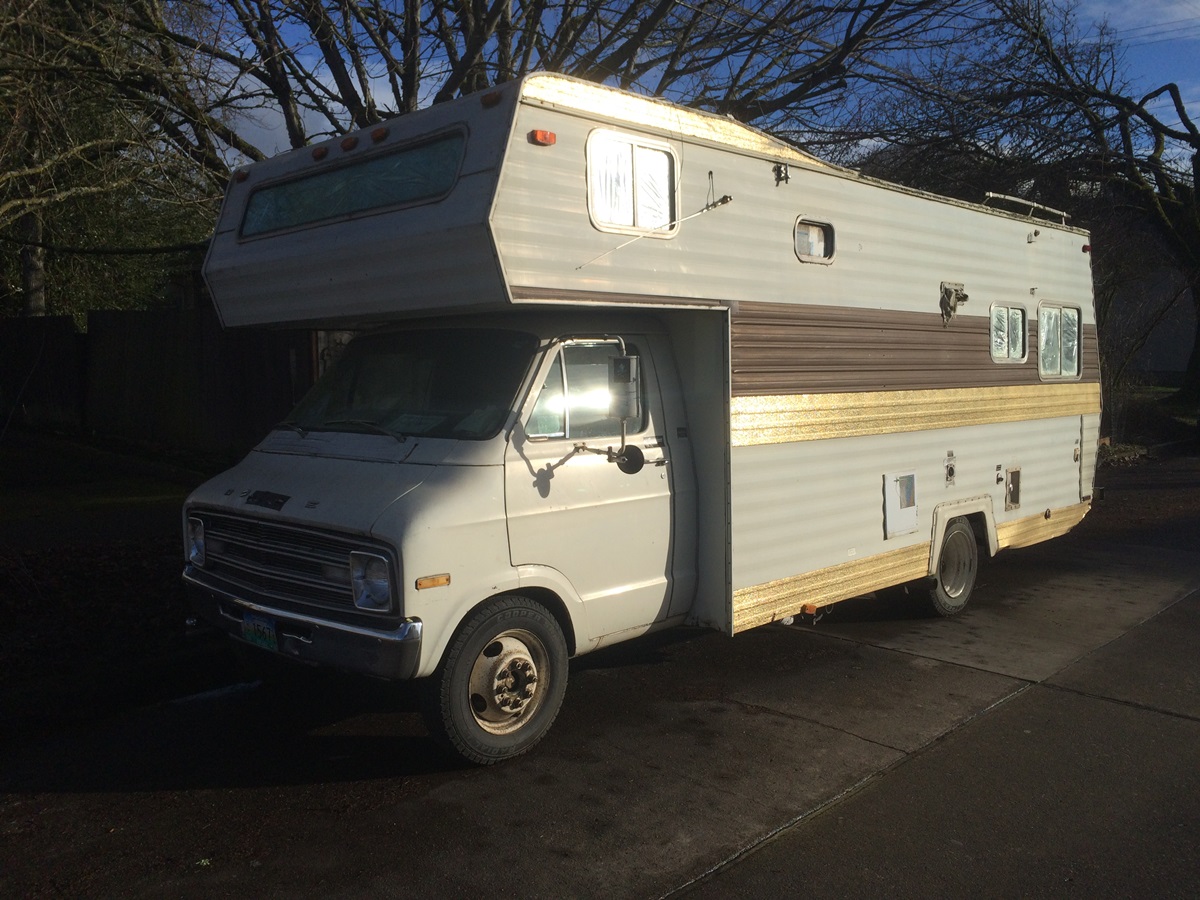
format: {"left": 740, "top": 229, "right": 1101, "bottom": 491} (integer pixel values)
{"left": 611, "top": 419, "right": 629, "bottom": 463}
{"left": 572, "top": 420, "right": 628, "bottom": 463}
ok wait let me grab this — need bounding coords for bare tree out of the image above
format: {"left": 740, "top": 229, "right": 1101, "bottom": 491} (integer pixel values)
{"left": 0, "top": 1, "right": 219, "bottom": 317}
{"left": 4, "top": 0, "right": 987, "bottom": 316}
{"left": 119, "top": 0, "right": 980, "bottom": 154}
{"left": 846, "top": 0, "right": 1199, "bottom": 402}
{"left": 48, "top": 0, "right": 1200, "bottom": 343}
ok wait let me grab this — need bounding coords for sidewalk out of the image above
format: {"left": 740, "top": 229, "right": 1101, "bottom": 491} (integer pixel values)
{"left": 683, "top": 588, "right": 1200, "bottom": 898}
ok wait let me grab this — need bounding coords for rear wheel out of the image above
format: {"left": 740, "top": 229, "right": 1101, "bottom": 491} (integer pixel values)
{"left": 424, "top": 596, "right": 568, "bottom": 765}
{"left": 926, "top": 517, "right": 978, "bottom": 617}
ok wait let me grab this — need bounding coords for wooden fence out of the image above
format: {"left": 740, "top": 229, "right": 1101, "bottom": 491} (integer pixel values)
{"left": 0, "top": 303, "right": 314, "bottom": 458}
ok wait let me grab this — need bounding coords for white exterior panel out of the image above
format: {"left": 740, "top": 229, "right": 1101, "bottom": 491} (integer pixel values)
{"left": 492, "top": 76, "right": 1093, "bottom": 331}
{"left": 204, "top": 89, "right": 521, "bottom": 327}
{"left": 730, "top": 411, "right": 1096, "bottom": 614}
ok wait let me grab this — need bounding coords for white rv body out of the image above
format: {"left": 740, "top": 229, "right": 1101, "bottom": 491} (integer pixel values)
{"left": 187, "top": 74, "right": 1100, "bottom": 762}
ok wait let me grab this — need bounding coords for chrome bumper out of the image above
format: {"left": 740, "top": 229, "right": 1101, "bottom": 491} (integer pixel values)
{"left": 184, "top": 570, "right": 422, "bottom": 680}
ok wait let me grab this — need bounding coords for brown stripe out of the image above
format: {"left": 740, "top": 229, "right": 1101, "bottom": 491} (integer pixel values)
{"left": 732, "top": 300, "right": 1100, "bottom": 396}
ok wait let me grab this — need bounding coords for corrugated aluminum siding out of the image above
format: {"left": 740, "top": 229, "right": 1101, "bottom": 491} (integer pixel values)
{"left": 730, "top": 302, "right": 1101, "bottom": 396}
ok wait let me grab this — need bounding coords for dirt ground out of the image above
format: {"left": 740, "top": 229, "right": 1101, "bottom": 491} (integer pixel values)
{"left": 1, "top": 412, "right": 1197, "bottom": 745}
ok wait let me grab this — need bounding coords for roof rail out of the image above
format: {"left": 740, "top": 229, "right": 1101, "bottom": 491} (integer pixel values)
{"left": 982, "top": 192, "right": 1070, "bottom": 224}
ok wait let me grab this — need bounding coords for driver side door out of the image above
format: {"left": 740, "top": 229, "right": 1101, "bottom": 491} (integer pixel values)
{"left": 504, "top": 336, "right": 682, "bottom": 640}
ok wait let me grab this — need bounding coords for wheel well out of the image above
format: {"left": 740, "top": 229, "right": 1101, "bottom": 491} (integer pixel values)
{"left": 962, "top": 512, "right": 988, "bottom": 546}
{"left": 483, "top": 587, "right": 577, "bottom": 657}
{"left": 930, "top": 509, "right": 993, "bottom": 576}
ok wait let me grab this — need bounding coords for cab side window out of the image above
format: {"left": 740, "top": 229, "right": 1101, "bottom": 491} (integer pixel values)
{"left": 527, "top": 342, "right": 645, "bottom": 439}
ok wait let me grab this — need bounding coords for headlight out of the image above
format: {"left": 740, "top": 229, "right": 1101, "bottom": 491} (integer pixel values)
{"left": 186, "top": 516, "right": 206, "bottom": 567}
{"left": 350, "top": 551, "right": 393, "bottom": 611}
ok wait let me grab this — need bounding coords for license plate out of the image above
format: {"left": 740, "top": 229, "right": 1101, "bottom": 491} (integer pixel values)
{"left": 242, "top": 613, "right": 278, "bottom": 653}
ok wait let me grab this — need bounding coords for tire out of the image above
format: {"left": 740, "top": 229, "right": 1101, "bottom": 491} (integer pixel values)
{"left": 925, "top": 517, "right": 978, "bottom": 617}
{"left": 423, "top": 596, "right": 568, "bottom": 765}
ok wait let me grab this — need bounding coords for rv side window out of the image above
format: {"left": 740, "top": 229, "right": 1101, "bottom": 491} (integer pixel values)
{"left": 1038, "top": 305, "right": 1081, "bottom": 378}
{"left": 794, "top": 219, "right": 835, "bottom": 263}
{"left": 990, "top": 305, "right": 1027, "bottom": 362}
{"left": 527, "top": 342, "right": 646, "bottom": 440}
{"left": 587, "top": 131, "right": 676, "bottom": 236}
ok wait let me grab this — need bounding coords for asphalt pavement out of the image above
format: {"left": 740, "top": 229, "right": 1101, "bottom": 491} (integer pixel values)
{"left": 1, "top": 436, "right": 1198, "bottom": 898}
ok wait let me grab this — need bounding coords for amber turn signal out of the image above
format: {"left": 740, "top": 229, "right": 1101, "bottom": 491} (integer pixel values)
{"left": 415, "top": 573, "right": 452, "bottom": 590}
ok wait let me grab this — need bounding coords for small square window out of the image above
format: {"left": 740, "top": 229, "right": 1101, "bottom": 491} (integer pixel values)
{"left": 794, "top": 219, "right": 834, "bottom": 263}
{"left": 990, "top": 305, "right": 1027, "bottom": 362}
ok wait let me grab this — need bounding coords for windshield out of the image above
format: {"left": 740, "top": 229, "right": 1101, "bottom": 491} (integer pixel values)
{"left": 286, "top": 328, "right": 538, "bottom": 441}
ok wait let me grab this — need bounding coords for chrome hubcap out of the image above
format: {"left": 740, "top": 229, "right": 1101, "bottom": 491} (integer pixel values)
{"left": 467, "top": 631, "right": 546, "bottom": 735}
{"left": 939, "top": 529, "right": 974, "bottom": 599}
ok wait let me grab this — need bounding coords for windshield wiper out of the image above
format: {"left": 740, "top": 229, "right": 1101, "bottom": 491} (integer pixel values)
{"left": 318, "top": 418, "right": 408, "bottom": 443}
{"left": 274, "top": 421, "right": 308, "bottom": 438}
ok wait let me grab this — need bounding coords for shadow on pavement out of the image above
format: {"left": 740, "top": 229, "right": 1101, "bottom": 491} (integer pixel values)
{"left": 1, "top": 671, "right": 460, "bottom": 794}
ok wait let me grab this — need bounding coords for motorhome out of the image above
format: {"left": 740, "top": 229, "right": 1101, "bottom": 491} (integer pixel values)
{"left": 185, "top": 73, "right": 1101, "bottom": 763}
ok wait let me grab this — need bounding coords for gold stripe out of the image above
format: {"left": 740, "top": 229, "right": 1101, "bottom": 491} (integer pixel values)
{"left": 732, "top": 502, "right": 1093, "bottom": 632}
{"left": 732, "top": 542, "right": 931, "bottom": 633}
{"left": 731, "top": 383, "right": 1102, "bottom": 447}
{"left": 996, "top": 502, "right": 1090, "bottom": 549}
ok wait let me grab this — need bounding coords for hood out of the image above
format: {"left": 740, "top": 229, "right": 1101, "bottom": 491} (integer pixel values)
{"left": 186, "top": 439, "right": 434, "bottom": 535}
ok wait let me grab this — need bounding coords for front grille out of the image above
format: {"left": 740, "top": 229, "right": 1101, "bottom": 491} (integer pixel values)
{"left": 190, "top": 509, "right": 396, "bottom": 616}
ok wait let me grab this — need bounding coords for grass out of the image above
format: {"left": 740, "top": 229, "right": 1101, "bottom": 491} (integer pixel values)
{"left": 0, "top": 429, "right": 215, "bottom": 734}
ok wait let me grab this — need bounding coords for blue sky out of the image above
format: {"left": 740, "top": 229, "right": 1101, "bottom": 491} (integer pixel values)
{"left": 233, "top": 2, "right": 1200, "bottom": 158}
{"left": 1078, "top": 0, "right": 1200, "bottom": 128}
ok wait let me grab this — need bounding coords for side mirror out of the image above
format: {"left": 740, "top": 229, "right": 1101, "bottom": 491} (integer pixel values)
{"left": 608, "top": 355, "right": 640, "bottom": 423}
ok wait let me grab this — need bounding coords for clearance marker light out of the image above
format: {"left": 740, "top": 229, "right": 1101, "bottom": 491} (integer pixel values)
{"left": 312, "top": 146, "right": 329, "bottom": 161}
{"left": 415, "top": 573, "right": 452, "bottom": 590}
{"left": 481, "top": 90, "right": 503, "bottom": 108}
{"left": 341, "top": 135, "right": 360, "bottom": 152}
{"left": 371, "top": 126, "right": 389, "bottom": 143}
{"left": 529, "top": 129, "right": 557, "bottom": 146}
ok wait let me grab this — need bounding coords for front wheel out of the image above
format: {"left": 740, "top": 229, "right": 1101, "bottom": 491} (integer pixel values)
{"left": 925, "top": 517, "right": 978, "bottom": 617}
{"left": 423, "top": 596, "right": 568, "bottom": 765}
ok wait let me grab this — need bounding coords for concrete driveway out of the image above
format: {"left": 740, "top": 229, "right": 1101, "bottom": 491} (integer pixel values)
{"left": 2, "top": 456, "right": 1198, "bottom": 898}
